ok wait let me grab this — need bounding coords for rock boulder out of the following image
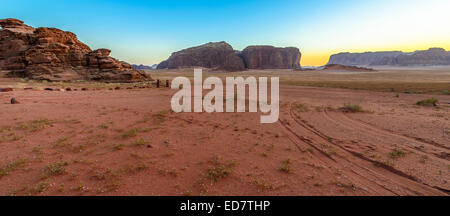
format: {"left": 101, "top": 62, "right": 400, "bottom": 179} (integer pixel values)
{"left": 0, "top": 18, "right": 151, "bottom": 82}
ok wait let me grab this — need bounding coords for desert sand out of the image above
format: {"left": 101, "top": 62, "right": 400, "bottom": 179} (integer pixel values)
{"left": 0, "top": 68, "right": 449, "bottom": 196}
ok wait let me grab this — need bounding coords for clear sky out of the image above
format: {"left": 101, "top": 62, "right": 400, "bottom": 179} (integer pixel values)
{"left": 2, "top": 0, "right": 450, "bottom": 66}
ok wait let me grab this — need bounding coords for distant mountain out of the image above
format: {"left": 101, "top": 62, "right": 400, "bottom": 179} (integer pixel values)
{"left": 328, "top": 48, "right": 450, "bottom": 66}
{"left": 132, "top": 64, "right": 157, "bottom": 70}
{"left": 328, "top": 51, "right": 402, "bottom": 66}
{"left": 132, "top": 64, "right": 158, "bottom": 70}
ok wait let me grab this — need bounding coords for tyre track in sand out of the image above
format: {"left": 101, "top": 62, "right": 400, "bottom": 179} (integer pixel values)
{"left": 284, "top": 103, "right": 446, "bottom": 195}
{"left": 323, "top": 110, "right": 450, "bottom": 162}
{"left": 339, "top": 111, "right": 449, "bottom": 151}
{"left": 278, "top": 112, "right": 404, "bottom": 195}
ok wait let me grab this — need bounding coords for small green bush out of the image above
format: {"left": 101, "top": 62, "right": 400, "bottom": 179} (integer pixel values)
{"left": 340, "top": 103, "right": 363, "bottom": 113}
{"left": 416, "top": 98, "right": 438, "bottom": 106}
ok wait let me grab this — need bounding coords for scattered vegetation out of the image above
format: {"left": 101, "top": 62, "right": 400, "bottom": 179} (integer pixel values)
{"left": 113, "top": 143, "right": 125, "bottom": 151}
{"left": 152, "top": 110, "right": 172, "bottom": 125}
{"left": 18, "top": 118, "right": 55, "bottom": 132}
{"left": 29, "top": 181, "right": 49, "bottom": 195}
{"left": 98, "top": 123, "right": 109, "bottom": 129}
{"left": 253, "top": 179, "right": 274, "bottom": 192}
{"left": 294, "top": 103, "right": 309, "bottom": 112}
{"left": 118, "top": 163, "right": 149, "bottom": 174}
{"left": 340, "top": 103, "right": 364, "bottom": 113}
{"left": 133, "top": 138, "right": 147, "bottom": 147}
{"left": 388, "top": 148, "right": 405, "bottom": 159}
{"left": 416, "top": 98, "right": 439, "bottom": 107}
{"left": 43, "top": 161, "right": 68, "bottom": 177}
{"left": 53, "top": 136, "right": 71, "bottom": 148}
{"left": 206, "top": 156, "right": 237, "bottom": 182}
{"left": 279, "top": 158, "right": 292, "bottom": 173}
{"left": 0, "top": 158, "right": 29, "bottom": 179}
{"left": 119, "top": 128, "right": 139, "bottom": 139}
{"left": 281, "top": 80, "right": 450, "bottom": 95}
{"left": 158, "top": 167, "right": 179, "bottom": 177}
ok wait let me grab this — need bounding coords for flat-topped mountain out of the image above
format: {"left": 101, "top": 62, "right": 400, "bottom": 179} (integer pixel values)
{"left": 328, "top": 48, "right": 450, "bottom": 66}
{"left": 157, "top": 41, "right": 246, "bottom": 71}
{"left": 0, "top": 18, "right": 150, "bottom": 82}
{"left": 157, "top": 42, "right": 301, "bottom": 71}
{"left": 241, "top": 46, "right": 301, "bottom": 69}
{"left": 328, "top": 51, "right": 402, "bottom": 66}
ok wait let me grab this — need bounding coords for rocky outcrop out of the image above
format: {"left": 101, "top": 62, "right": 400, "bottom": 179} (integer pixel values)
{"left": 157, "top": 42, "right": 302, "bottom": 71}
{"left": 328, "top": 48, "right": 450, "bottom": 66}
{"left": 372, "top": 48, "right": 450, "bottom": 66}
{"left": 0, "top": 18, "right": 151, "bottom": 82}
{"left": 157, "top": 41, "right": 245, "bottom": 71}
{"left": 241, "top": 46, "right": 301, "bottom": 69}
{"left": 328, "top": 51, "right": 403, "bottom": 66}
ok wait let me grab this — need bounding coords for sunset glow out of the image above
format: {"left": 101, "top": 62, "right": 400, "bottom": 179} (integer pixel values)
{"left": 2, "top": 0, "right": 449, "bottom": 66}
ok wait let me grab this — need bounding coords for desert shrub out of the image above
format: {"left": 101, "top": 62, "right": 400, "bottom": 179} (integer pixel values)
{"left": 340, "top": 103, "right": 363, "bottom": 113}
{"left": 279, "top": 159, "right": 291, "bottom": 173}
{"left": 207, "top": 157, "right": 237, "bottom": 182}
{"left": 388, "top": 149, "right": 405, "bottom": 159}
{"left": 416, "top": 98, "right": 438, "bottom": 107}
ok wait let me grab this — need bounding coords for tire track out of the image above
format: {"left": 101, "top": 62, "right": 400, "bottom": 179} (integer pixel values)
{"left": 323, "top": 110, "right": 450, "bottom": 162}
{"left": 341, "top": 112, "right": 449, "bottom": 150}
{"left": 278, "top": 113, "right": 403, "bottom": 195}
{"left": 287, "top": 104, "right": 447, "bottom": 195}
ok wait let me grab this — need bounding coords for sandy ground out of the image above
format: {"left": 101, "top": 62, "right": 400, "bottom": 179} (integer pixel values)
{"left": 0, "top": 77, "right": 449, "bottom": 195}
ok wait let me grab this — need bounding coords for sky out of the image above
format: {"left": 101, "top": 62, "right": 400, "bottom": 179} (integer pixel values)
{"left": 1, "top": 0, "right": 450, "bottom": 66}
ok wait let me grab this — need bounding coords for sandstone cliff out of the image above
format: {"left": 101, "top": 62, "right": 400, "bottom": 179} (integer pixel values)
{"left": 328, "top": 51, "right": 402, "bottom": 66}
{"left": 157, "top": 42, "right": 302, "bottom": 71}
{"left": 157, "top": 41, "right": 245, "bottom": 71}
{"left": 372, "top": 48, "right": 450, "bottom": 66}
{"left": 0, "top": 18, "right": 150, "bottom": 82}
{"left": 241, "top": 46, "right": 301, "bottom": 69}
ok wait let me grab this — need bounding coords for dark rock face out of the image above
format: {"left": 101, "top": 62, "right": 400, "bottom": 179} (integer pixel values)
{"left": 241, "top": 46, "right": 301, "bottom": 69}
{"left": 328, "top": 48, "right": 450, "bottom": 66}
{"left": 0, "top": 18, "right": 151, "bottom": 82}
{"left": 328, "top": 51, "right": 403, "bottom": 66}
{"left": 157, "top": 42, "right": 302, "bottom": 71}
{"left": 157, "top": 41, "right": 245, "bottom": 71}
{"left": 156, "top": 60, "right": 168, "bottom": 69}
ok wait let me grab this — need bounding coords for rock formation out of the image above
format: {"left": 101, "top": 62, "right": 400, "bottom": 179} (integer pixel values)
{"left": 157, "top": 42, "right": 302, "bottom": 71}
{"left": 157, "top": 41, "right": 245, "bottom": 71}
{"left": 328, "top": 51, "right": 403, "bottom": 66}
{"left": 0, "top": 18, "right": 151, "bottom": 82}
{"left": 241, "top": 46, "right": 301, "bottom": 69}
{"left": 372, "top": 48, "right": 450, "bottom": 66}
{"left": 328, "top": 48, "right": 450, "bottom": 66}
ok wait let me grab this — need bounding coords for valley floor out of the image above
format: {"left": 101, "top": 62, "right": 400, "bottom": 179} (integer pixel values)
{"left": 0, "top": 82, "right": 448, "bottom": 195}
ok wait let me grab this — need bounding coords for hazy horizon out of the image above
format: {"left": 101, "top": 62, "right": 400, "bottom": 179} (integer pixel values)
{"left": 2, "top": 0, "right": 450, "bottom": 66}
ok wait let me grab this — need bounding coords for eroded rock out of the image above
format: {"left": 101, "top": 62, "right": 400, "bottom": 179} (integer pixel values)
{"left": 0, "top": 18, "right": 151, "bottom": 82}
{"left": 241, "top": 46, "right": 301, "bottom": 69}
{"left": 157, "top": 41, "right": 245, "bottom": 71}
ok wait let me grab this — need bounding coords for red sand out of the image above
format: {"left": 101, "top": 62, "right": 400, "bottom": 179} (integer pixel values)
{"left": 0, "top": 85, "right": 448, "bottom": 195}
